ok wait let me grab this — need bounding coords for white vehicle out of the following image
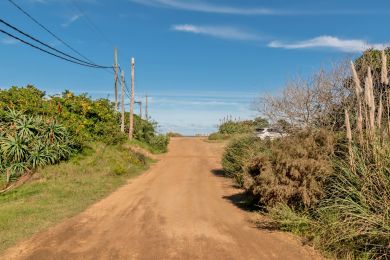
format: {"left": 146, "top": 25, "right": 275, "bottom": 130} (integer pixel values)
{"left": 255, "top": 128, "right": 286, "bottom": 140}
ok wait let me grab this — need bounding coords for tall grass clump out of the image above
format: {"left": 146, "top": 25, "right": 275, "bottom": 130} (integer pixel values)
{"left": 312, "top": 53, "right": 390, "bottom": 259}
{"left": 315, "top": 145, "right": 390, "bottom": 259}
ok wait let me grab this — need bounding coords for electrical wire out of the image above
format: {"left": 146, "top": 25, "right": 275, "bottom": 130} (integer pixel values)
{"left": 5, "top": 0, "right": 133, "bottom": 98}
{"left": 0, "top": 18, "right": 112, "bottom": 68}
{"left": 6, "top": 0, "right": 96, "bottom": 64}
{"left": 0, "top": 29, "right": 109, "bottom": 68}
{"left": 69, "top": 0, "right": 114, "bottom": 46}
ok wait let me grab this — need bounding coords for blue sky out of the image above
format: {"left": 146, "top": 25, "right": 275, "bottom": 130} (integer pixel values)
{"left": 0, "top": 0, "right": 389, "bottom": 135}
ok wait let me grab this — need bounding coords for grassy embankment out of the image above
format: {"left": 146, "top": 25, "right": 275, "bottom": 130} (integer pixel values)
{"left": 0, "top": 141, "right": 154, "bottom": 253}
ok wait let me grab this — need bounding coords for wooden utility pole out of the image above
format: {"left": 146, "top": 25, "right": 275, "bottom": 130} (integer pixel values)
{"left": 145, "top": 95, "right": 148, "bottom": 120}
{"left": 114, "top": 48, "right": 119, "bottom": 111}
{"left": 135, "top": 101, "right": 142, "bottom": 118}
{"left": 139, "top": 101, "right": 142, "bottom": 118}
{"left": 120, "top": 70, "right": 125, "bottom": 132}
{"left": 129, "top": 57, "right": 135, "bottom": 139}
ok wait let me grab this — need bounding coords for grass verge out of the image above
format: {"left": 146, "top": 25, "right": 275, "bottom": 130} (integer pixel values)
{"left": 128, "top": 139, "right": 166, "bottom": 154}
{"left": 0, "top": 142, "right": 152, "bottom": 253}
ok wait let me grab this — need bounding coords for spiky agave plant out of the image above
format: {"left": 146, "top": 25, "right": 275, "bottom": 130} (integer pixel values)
{"left": 15, "top": 115, "right": 41, "bottom": 140}
{"left": 40, "top": 119, "right": 68, "bottom": 144}
{"left": 0, "top": 134, "right": 29, "bottom": 163}
{"left": 28, "top": 142, "right": 56, "bottom": 168}
{"left": 0, "top": 109, "right": 76, "bottom": 186}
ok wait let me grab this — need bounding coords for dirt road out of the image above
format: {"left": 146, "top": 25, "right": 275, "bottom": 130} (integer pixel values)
{"left": 2, "top": 137, "right": 320, "bottom": 260}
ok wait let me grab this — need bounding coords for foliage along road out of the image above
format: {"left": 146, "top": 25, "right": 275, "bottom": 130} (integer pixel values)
{"left": 2, "top": 138, "right": 320, "bottom": 260}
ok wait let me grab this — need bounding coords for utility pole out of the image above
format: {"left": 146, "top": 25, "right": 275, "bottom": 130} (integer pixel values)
{"left": 145, "top": 95, "right": 148, "bottom": 120}
{"left": 135, "top": 101, "right": 142, "bottom": 118}
{"left": 114, "top": 48, "right": 119, "bottom": 111}
{"left": 129, "top": 57, "right": 135, "bottom": 139}
{"left": 120, "top": 70, "right": 125, "bottom": 132}
{"left": 139, "top": 101, "right": 142, "bottom": 118}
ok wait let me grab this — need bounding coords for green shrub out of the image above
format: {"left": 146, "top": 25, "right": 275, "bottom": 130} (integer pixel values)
{"left": 0, "top": 86, "right": 126, "bottom": 146}
{"left": 148, "top": 135, "right": 169, "bottom": 153}
{"left": 208, "top": 132, "right": 230, "bottom": 141}
{"left": 0, "top": 86, "right": 167, "bottom": 150}
{"left": 219, "top": 120, "right": 254, "bottom": 135}
{"left": 0, "top": 85, "right": 46, "bottom": 116}
{"left": 0, "top": 86, "right": 169, "bottom": 188}
{"left": 246, "top": 129, "right": 334, "bottom": 210}
{"left": 111, "top": 164, "right": 126, "bottom": 175}
{"left": 54, "top": 91, "right": 125, "bottom": 145}
{"left": 222, "top": 134, "right": 265, "bottom": 187}
{"left": 167, "top": 132, "right": 182, "bottom": 137}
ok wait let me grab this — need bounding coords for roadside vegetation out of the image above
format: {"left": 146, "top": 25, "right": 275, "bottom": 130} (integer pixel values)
{"left": 208, "top": 117, "right": 269, "bottom": 141}
{"left": 0, "top": 85, "right": 169, "bottom": 190}
{"left": 166, "top": 132, "right": 183, "bottom": 137}
{"left": 0, "top": 142, "right": 151, "bottom": 252}
{"left": 0, "top": 85, "right": 168, "bottom": 252}
{"left": 221, "top": 49, "right": 390, "bottom": 259}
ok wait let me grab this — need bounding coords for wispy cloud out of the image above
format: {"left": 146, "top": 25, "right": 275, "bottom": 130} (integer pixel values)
{"left": 172, "top": 24, "right": 261, "bottom": 41}
{"left": 61, "top": 14, "right": 83, "bottom": 27}
{"left": 130, "top": 0, "right": 379, "bottom": 16}
{"left": 1, "top": 37, "right": 18, "bottom": 45}
{"left": 268, "top": 36, "right": 390, "bottom": 53}
{"left": 131, "top": 0, "right": 281, "bottom": 15}
{"left": 150, "top": 94, "right": 254, "bottom": 135}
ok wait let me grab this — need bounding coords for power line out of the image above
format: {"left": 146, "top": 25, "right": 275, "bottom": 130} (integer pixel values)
{"left": 0, "top": 29, "right": 109, "bottom": 68}
{"left": 69, "top": 0, "right": 114, "bottom": 46}
{"left": 6, "top": 0, "right": 96, "bottom": 64}
{"left": 0, "top": 18, "right": 112, "bottom": 69}
{"left": 124, "top": 81, "right": 131, "bottom": 99}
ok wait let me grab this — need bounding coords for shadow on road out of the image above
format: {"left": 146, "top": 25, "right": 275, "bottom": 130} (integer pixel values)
{"left": 211, "top": 168, "right": 260, "bottom": 213}
{"left": 210, "top": 169, "right": 226, "bottom": 178}
{"left": 222, "top": 192, "right": 260, "bottom": 212}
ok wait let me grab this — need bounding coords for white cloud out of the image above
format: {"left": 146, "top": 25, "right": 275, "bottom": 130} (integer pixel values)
{"left": 130, "top": 0, "right": 280, "bottom": 15}
{"left": 130, "top": 0, "right": 378, "bottom": 16}
{"left": 268, "top": 36, "right": 389, "bottom": 53}
{"left": 61, "top": 14, "right": 83, "bottom": 27}
{"left": 172, "top": 24, "right": 261, "bottom": 41}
